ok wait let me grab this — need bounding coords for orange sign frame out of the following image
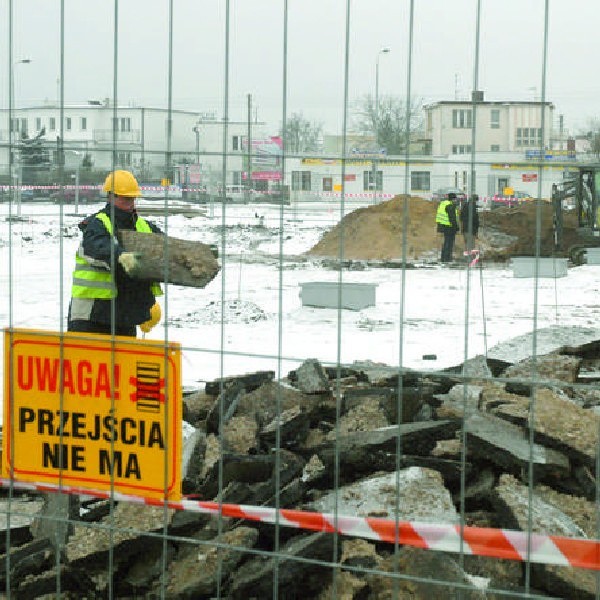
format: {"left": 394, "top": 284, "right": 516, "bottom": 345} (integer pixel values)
{"left": 3, "top": 329, "right": 182, "bottom": 501}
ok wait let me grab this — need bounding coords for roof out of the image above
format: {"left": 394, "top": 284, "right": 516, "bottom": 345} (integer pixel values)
{"left": 424, "top": 100, "right": 555, "bottom": 109}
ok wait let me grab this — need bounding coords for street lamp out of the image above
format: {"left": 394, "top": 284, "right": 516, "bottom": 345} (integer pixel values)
{"left": 371, "top": 48, "right": 390, "bottom": 201}
{"left": 11, "top": 59, "right": 32, "bottom": 217}
{"left": 375, "top": 47, "right": 390, "bottom": 147}
{"left": 192, "top": 124, "right": 200, "bottom": 164}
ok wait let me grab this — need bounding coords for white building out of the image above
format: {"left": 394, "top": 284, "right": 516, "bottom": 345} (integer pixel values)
{"left": 283, "top": 152, "right": 573, "bottom": 203}
{"left": 281, "top": 92, "right": 571, "bottom": 202}
{"left": 424, "top": 91, "right": 555, "bottom": 156}
{"left": 0, "top": 100, "right": 271, "bottom": 188}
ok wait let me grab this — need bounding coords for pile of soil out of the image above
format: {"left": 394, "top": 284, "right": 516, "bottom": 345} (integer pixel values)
{"left": 306, "top": 196, "right": 586, "bottom": 262}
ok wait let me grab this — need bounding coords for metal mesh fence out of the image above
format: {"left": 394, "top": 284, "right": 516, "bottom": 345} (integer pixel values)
{"left": 2, "top": 0, "right": 600, "bottom": 598}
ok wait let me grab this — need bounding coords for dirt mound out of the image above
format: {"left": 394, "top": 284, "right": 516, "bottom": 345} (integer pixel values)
{"left": 306, "top": 196, "right": 586, "bottom": 262}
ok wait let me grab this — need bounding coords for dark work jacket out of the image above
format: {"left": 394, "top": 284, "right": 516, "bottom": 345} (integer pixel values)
{"left": 460, "top": 200, "right": 480, "bottom": 237}
{"left": 74, "top": 204, "right": 162, "bottom": 327}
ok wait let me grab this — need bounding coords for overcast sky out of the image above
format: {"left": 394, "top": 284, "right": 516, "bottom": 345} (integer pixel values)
{"left": 2, "top": 0, "right": 600, "bottom": 135}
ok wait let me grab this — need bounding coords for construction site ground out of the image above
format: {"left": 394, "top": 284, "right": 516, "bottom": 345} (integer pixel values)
{"left": 305, "top": 196, "right": 586, "bottom": 263}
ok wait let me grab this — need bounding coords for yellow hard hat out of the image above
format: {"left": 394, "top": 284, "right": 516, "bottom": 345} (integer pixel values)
{"left": 140, "top": 303, "right": 161, "bottom": 333}
{"left": 103, "top": 170, "right": 141, "bottom": 197}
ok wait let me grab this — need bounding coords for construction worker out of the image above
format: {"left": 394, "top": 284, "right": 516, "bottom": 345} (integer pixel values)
{"left": 67, "top": 169, "right": 163, "bottom": 337}
{"left": 460, "top": 194, "right": 480, "bottom": 252}
{"left": 436, "top": 192, "right": 460, "bottom": 263}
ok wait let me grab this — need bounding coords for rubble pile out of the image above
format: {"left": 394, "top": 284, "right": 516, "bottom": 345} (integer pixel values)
{"left": 3, "top": 329, "right": 600, "bottom": 597}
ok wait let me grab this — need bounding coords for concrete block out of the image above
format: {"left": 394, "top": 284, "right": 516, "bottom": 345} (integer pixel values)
{"left": 299, "top": 281, "right": 377, "bottom": 310}
{"left": 511, "top": 257, "right": 568, "bottom": 278}
{"left": 585, "top": 248, "right": 600, "bottom": 265}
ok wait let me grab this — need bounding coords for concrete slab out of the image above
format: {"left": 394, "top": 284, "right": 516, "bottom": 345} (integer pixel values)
{"left": 487, "top": 325, "right": 600, "bottom": 364}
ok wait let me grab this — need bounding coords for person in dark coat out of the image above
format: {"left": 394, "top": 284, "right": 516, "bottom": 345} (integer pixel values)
{"left": 460, "top": 194, "right": 480, "bottom": 252}
{"left": 436, "top": 192, "right": 460, "bottom": 263}
{"left": 67, "top": 170, "right": 163, "bottom": 337}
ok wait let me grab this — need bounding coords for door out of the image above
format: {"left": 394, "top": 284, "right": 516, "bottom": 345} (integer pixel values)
{"left": 498, "top": 178, "right": 509, "bottom": 194}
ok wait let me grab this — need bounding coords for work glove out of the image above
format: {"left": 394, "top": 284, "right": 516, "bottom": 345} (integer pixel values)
{"left": 118, "top": 252, "right": 142, "bottom": 276}
{"left": 140, "top": 303, "right": 161, "bottom": 333}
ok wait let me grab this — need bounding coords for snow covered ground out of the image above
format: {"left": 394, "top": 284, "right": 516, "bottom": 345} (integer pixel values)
{"left": 3, "top": 199, "right": 600, "bottom": 394}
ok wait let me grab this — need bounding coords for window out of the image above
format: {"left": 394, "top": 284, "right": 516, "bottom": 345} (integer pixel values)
{"left": 232, "top": 136, "right": 242, "bottom": 151}
{"left": 81, "top": 117, "right": 87, "bottom": 131}
{"left": 113, "top": 117, "right": 132, "bottom": 132}
{"left": 49, "top": 117, "right": 56, "bottom": 131}
{"left": 490, "top": 109, "right": 500, "bottom": 129}
{"left": 117, "top": 151, "right": 132, "bottom": 166}
{"left": 410, "top": 171, "right": 431, "bottom": 191}
{"left": 452, "top": 145, "right": 472, "bottom": 154}
{"left": 35, "top": 117, "right": 42, "bottom": 131}
{"left": 363, "top": 170, "right": 383, "bottom": 191}
{"left": 66, "top": 117, "right": 72, "bottom": 131}
{"left": 291, "top": 171, "right": 311, "bottom": 191}
{"left": 516, "top": 127, "right": 542, "bottom": 147}
{"left": 254, "top": 179, "right": 268, "bottom": 192}
{"left": 452, "top": 109, "right": 472, "bottom": 128}
{"left": 322, "top": 177, "right": 333, "bottom": 192}
{"left": 232, "top": 171, "right": 243, "bottom": 185}
{"left": 12, "top": 118, "right": 28, "bottom": 135}
{"left": 491, "top": 144, "right": 500, "bottom": 152}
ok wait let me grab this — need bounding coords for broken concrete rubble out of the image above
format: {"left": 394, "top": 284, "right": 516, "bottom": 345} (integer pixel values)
{"left": 310, "top": 467, "right": 459, "bottom": 523}
{"left": 5, "top": 333, "right": 600, "bottom": 598}
{"left": 464, "top": 413, "right": 569, "bottom": 484}
{"left": 494, "top": 474, "right": 597, "bottom": 599}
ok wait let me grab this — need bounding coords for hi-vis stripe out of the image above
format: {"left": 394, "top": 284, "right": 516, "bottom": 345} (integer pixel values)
{"left": 1, "top": 478, "right": 598, "bottom": 570}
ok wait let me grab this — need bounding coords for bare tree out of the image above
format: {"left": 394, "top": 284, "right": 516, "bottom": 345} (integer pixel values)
{"left": 353, "top": 94, "right": 423, "bottom": 155}
{"left": 281, "top": 113, "right": 323, "bottom": 154}
{"left": 584, "top": 118, "right": 600, "bottom": 158}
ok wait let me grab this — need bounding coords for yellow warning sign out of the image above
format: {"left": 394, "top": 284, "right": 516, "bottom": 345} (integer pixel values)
{"left": 2, "top": 329, "right": 182, "bottom": 501}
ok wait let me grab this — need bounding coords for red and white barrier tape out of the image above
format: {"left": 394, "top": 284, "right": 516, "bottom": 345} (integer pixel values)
{"left": 0, "top": 188, "right": 531, "bottom": 205}
{"left": 463, "top": 249, "right": 480, "bottom": 267}
{"left": 1, "top": 477, "right": 597, "bottom": 570}
{"left": 0, "top": 186, "right": 396, "bottom": 198}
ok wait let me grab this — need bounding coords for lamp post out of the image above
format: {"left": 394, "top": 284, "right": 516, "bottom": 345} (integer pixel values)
{"left": 192, "top": 124, "right": 200, "bottom": 164}
{"left": 372, "top": 48, "right": 389, "bottom": 202}
{"left": 374, "top": 48, "right": 390, "bottom": 148}
{"left": 12, "top": 59, "right": 32, "bottom": 218}
{"left": 192, "top": 124, "right": 202, "bottom": 201}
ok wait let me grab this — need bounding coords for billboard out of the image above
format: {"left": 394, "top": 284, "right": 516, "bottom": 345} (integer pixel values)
{"left": 3, "top": 329, "right": 182, "bottom": 501}
{"left": 243, "top": 136, "right": 283, "bottom": 181}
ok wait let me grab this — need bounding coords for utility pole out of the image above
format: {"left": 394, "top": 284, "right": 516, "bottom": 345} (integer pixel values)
{"left": 373, "top": 49, "right": 389, "bottom": 205}
{"left": 246, "top": 93, "right": 252, "bottom": 202}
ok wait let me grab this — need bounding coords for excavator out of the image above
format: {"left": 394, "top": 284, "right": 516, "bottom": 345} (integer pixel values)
{"left": 552, "top": 165, "right": 600, "bottom": 264}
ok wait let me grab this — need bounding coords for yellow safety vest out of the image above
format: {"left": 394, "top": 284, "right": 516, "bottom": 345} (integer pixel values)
{"left": 436, "top": 200, "right": 452, "bottom": 227}
{"left": 71, "top": 212, "right": 163, "bottom": 299}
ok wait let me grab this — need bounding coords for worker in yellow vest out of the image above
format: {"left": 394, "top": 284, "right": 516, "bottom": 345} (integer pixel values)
{"left": 435, "top": 192, "right": 460, "bottom": 263}
{"left": 68, "top": 170, "right": 162, "bottom": 336}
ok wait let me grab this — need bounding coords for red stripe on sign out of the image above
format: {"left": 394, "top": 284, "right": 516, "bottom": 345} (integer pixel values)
{"left": 281, "top": 508, "right": 338, "bottom": 533}
{"left": 367, "top": 518, "right": 428, "bottom": 547}
{"left": 552, "top": 536, "right": 600, "bottom": 571}
{"left": 461, "top": 526, "right": 522, "bottom": 561}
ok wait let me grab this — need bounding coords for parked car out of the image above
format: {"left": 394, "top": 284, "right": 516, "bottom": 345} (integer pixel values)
{"left": 19, "top": 188, "right": 34, "bottom": 201}
{"left": 15, "top": 188, "right": 51, "bottom": 202}
{"left": 491, "top": 190, "right": 533, "bottom": 209}
{"left": 50, "top": 187, "right": 101, "bottom": 204}
{"left": 430, "top": 187, "right": 467, "bottom": 203}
